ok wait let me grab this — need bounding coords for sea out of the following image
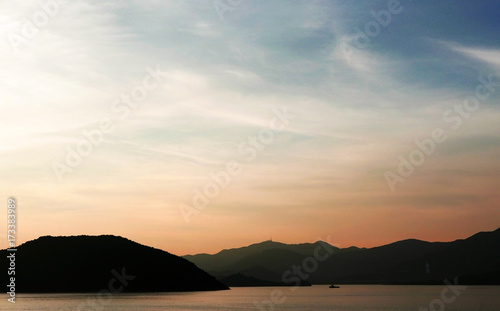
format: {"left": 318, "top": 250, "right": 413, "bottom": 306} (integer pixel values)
{"left": 4, "top": 285, "right": 500, "bottom": 310}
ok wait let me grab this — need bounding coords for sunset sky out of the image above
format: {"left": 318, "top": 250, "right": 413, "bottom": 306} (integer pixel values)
{"left": 1, "top": 0, "right": 499, "bottom": 256}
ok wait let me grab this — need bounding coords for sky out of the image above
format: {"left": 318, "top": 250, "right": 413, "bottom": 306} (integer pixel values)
{"left": 0, "top": 0, "right": 499, "bottom": 256}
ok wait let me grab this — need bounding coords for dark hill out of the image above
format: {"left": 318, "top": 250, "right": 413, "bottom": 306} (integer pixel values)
{"left": 183, "top": 240, "right": 312, "bottom": 272}
{"left": 183, "top": 240, "right": 341, "bottom": 272}
{"left": 184, "top": 228, "right": 500, "bottom": 285}
{"left": 314, "top": 228, "right": 500, "bottom": 284}
{"left": 0, "top": 235, "right": 229, "bottom": 293}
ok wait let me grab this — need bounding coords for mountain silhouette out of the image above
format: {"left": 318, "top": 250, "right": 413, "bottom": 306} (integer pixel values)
{"left": 0, "top": 235, "right": 229, "bottom": 293}
{"left": 183, "top": 240, "right": 359, "bottom": 274}
{"left": 184, "top": 227, "right": 500, "bottom": 285}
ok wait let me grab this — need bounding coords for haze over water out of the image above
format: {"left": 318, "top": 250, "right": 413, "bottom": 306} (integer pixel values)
{"left": 7, "top": 286, "right": 500, "bottom": 310}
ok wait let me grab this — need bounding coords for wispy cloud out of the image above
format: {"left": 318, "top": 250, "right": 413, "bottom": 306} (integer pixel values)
{"left": 1, "top": 0, "right": 499, "bottom": 254}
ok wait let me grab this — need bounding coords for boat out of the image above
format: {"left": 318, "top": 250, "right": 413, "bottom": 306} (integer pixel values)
{"left": 329, "top": 284, "right": 340, "bottom": 288}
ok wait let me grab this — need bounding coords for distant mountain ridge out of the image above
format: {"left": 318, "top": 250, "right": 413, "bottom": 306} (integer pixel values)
{"left": 1, "top": 235, "right": 229, "bottom": 293}
{"left": 183, "top": 240, "right": 360, "bottom": 273}
{"left": 183, "top": 228, "right": 500, "bottom": 285}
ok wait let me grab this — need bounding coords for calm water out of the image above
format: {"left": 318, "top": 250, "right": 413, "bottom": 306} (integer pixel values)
{"left": 5, "top": 285, "right": 500, "bottom": 310}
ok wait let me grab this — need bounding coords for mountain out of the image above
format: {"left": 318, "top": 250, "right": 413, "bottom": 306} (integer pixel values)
{"left": 183, "top": 240, "right": 361, "bottom": 283}
{"left": 184, "top": 240, "right": 361, "bottom": 276}
{"left": 183, "top": 240, "right": 354, "bottom": 272}
{"left": 183, "top": 228, "right": 500, "bottom": 285}
{"left": 0, "top": 235, "right": 229, "bottom": 293}
{"left": 311, "top": 228, "right": 500, "bottom": 284}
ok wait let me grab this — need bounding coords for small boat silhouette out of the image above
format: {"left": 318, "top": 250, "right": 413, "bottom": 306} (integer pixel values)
{"left": 329, "top": 284, "right": 340, "bottom": 288}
